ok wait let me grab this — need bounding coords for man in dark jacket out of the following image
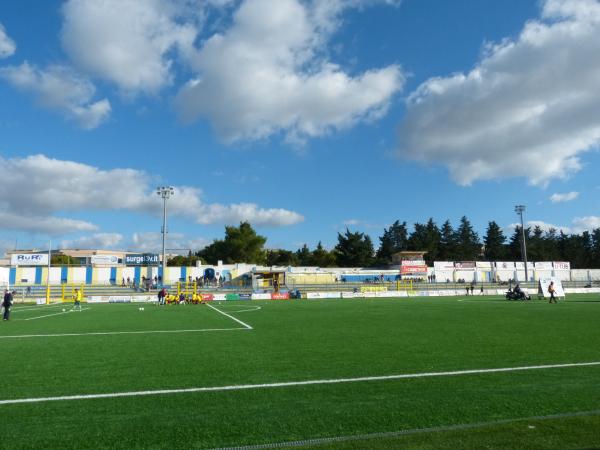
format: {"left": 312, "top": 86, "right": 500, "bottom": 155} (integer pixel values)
{"left": 3, "top": 290, "right": 12, "bottom": 321}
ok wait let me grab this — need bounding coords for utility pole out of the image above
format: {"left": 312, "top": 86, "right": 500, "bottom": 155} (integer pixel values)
{"left": 157, "top": 186, "right": 175, "bottom": 286}
{"left": 514, "top": 205, "right": 528, "bottom": 283}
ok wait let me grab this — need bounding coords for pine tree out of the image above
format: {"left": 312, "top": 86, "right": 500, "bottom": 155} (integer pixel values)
{"left": 438, "top": 220, "right": 457, "bottom": 260}
{"left": 310, "top": 242, "right": 337, "bottom": 267}
{"left": 375, "top": 220, "right": 408, "bottom": 265}
{"left": 483, "top": 221, "right": 506, "bottom": 260}
{"left": 455, "top": 216, "right": 481, "bottom": 260}
{"left": 334, "top": 228, "right": 375, "bottom": 267}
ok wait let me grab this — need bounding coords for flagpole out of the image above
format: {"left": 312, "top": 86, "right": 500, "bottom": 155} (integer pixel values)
{"left": 46, "top": 240, "right": 51, "bottom": 304}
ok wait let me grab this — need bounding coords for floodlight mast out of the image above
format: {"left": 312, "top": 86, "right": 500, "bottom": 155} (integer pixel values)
{"left": 515, "top": 205, "right": 528, "bottom": 283}
{"left": 157, "top": 186, "right": 175, "bottom": 286}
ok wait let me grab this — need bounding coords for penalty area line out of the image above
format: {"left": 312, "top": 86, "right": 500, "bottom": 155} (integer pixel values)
{"left": 0, "top": 327, "right": 250, "bottom": 340}
{"left": 0, "top": 361, "right": 599, "bottom": 406}
{"left": 21, "top": 307, "right": 91, "bottom": 321}
{"left": 211, "top": 408, "right": 600, "bottom": 450}
{"left": 207, "top": 303, "right": 253, "bottom": 329}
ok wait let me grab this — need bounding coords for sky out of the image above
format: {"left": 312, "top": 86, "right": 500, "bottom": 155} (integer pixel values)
{"left": 0, "top": 0, "right": 599, "bottom": 255}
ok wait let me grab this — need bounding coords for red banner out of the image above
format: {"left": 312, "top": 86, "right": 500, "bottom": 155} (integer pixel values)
{"left": 400, "top": 265, "right": 428, "bottom": 275}
{"left": 271, "top": 292, "right": 290, "bottom": 300}
{"left": 201, "top": 294, "right": 214, "bottom": 301}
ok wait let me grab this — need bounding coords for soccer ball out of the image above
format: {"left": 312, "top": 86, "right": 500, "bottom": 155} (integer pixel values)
{"left": 139, "top": 307, "right": 144, "bottom": 311}
{"left": 62, "top": 308, "right": 66, "bottom": 312}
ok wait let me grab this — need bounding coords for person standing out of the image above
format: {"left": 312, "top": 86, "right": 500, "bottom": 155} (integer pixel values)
{"left": 3, "top": 289, "right": 12, "bottom": 321}
{"left": 73, "top": 288, "right": 82, "bottom": 311}
{"left": 548, "top": 281, "right": 557, "bottom": 304}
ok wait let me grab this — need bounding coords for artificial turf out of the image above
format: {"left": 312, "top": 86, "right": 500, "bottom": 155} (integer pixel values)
{"left": 0, "top": 294, "right": 599, "bottom": 449}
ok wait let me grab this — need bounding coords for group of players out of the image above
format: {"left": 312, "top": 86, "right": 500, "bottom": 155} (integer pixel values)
{"left": 157, "top": 288, "right": 208, "bottom": 305}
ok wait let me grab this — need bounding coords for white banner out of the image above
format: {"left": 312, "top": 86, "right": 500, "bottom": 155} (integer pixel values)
{"left": 434, "top": 261, "right": 454, "bottom": 269}
{"left": 539, "top": 277, "right": 566, "bottom": 298}
{"left": 495, "top": 261, "right": 515, "bottom": 269}
{"left": 91, "top": 255, "right": 120, "bottom": 265}
{"left": 553, "top": 261, "right": 570, "bottom": 270}
{"left": 11, "top": 253, "right": 48, "bottom": 266}
{"left": 534, "top": 262, "right": 553, "bottom": 270}
{"left": 476, "top": 261, "right": 492, "bottom": 269}
{"left": 251, "top": 293, "right": 271, "bottom": 300}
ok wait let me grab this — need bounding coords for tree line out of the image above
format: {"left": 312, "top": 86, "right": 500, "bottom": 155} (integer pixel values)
{"left": 169, "top": 219, "right": 600, "bottom": 269}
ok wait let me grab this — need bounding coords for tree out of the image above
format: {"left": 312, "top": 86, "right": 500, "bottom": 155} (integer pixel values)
{"left": 334, "top": 228, "right": 374, "bottom": 267}
{"left": 507, "top": 225, "right": 530, "bottom": 261}
{"left": 51, "top": 254, "right": 79, "bottom": 265}
{"left": 438, "top": 220, "right": 457, "bottom": 261}
{"left": 375, "top": 220, "right": 408, "bottom": 265}
{"left": 168, "top": 254, "right": 200, "bottom": 266}
{"left": 197, "top": 222, "right": 267, "bottom": 264}
{"left": 591, "top": 228, "right": 600, "bottom": 268}
{"left": 310, "top": 242, "right": 337, "bottom": 267}
{"left": 295, "top": 244, "right": 312, "bottom": 266}
{"left": 483, "top": 221, "right": 506, "bottom": 260}
{"left": 266, "top": 249, "right": 298, "bottom": 267}
{"left": 455, "top": 216, "right": 481, "bottom": 260}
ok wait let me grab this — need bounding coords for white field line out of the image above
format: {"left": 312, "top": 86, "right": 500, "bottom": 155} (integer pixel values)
{"left": 211, "top": 409, "right": 600, "bottom": 450}
{"left": 20, "top": 307, "right": 91, "bottom": 321}
{"left": 216, "top": 306, "right": 262, "bottom": 314}
{"left": 207, "top": 303, "right": 253, "bottom": 329}
{"left": 11, "top": 304, "right": 64, "bottom": 311}
{"left": 0, "top": 327, "right": 249, "bottom": 340}
{"left": 0, "top": 361, "right": 599, "bottom": 406}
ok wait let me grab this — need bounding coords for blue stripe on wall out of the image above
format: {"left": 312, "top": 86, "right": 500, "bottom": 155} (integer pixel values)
{"left": 181, "top": 266, "right": 187, "bottom": 282}
{"left": 86, "top": 266, "right": 93, "bottom": 284}
{"left": 9, "top": 268, "right": 16, "bottom": 285}
{"left": 110, "top": 267, "right": 117, "bottom": 284}
{"left": 61, "top": 266, "right": 68, "bottom": 283}
{"left": 35, "top": 267, "right": 42, "bottom": 284}
{"left": 134, "top": 266, "right": 141, "bottom": 282}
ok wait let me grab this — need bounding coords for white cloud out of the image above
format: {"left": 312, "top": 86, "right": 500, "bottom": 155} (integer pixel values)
{"left": 0, "top": 23, "right": 16, "bottom": 58}
{"left": 510, "top": 215, "right": 600, "bottom": 234}
{"left": 175, "top": 0, "right": 404, "bottom": 142}
{"left": 572, "top": 215, "right": 600, "bottom": 232}
{"left": 0, "top": 62, "right": 111, "bottom": 129}
{"left": 61, "top": 0, "right": 198, "bottom": 94}
{"left": 550, "top": 191, "right": 579, "bottom": 203}
{"left": 0, "top": 154, "right": 303, "bottom": 236}
{"left": 398, "top": 0, "right": 600, "bottom": 185}
{"left": 60, "top": 233, "right": 124, "bottom": 249}
{"left": 131, "top": 232, "right": 210, "bottom": 253}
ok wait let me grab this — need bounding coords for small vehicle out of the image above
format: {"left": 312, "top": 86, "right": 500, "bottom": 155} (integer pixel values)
{"left": 505, "top": 288, "right": 530, "bottom": 301}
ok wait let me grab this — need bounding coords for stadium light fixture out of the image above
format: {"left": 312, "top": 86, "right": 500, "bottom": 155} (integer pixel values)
{"left": 157, "top": 186, "right": 175, "bottom": 285}
{"left": 514, "top": 205, "right": 528, "bottom": 283}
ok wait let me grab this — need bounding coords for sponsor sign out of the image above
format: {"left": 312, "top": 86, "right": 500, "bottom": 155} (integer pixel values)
{"left": 401, "top": 259, "right": 426, "bottom": 266}
{"left": 91, "top": 255, "right": 120, "bottom": 265}
{"left": 225, "top": 294, "right": 240, "bottom": 301}
{"left": 201, "top": 294, "right": 214, "bottom": 302}
{"left": 400, "top": 265, "right": 428, "bottom": 275}
{"left": 553, "top": 261, "right": 570, "bottom": 270}
{"left": 495, "top": 261, "right": 515, "bottom": 269}
{"left": 535, "top": 262, "right": 553, "bottom": 270}
{"left": 11, "top": 253, "right": 48, "bottom": 266}
{"left": 271, "top": 292, "right": 290, "bottom": 300}
{"left": 251, "top": 293, "right": 271, "bottom": 300}
{"left": 306, "top": 292, "right": 341, "bottom": 299}
{"left": 212, "top": 294, "right": 226, "bottom": 301}
{"left": 238, "top": 294, "right": 252, "bottom": 300}
{"left": 124, "top": 253, "right": 160, "bottom": 266}
{"left": 515, "top": 261, "right": 534, "bottom": 270}
{"left": 360, "top": 286, "right": 388, "bottom": 293}
{"left": 475, "top": 261, "right": 492, "bottom": 269}
{"left": 341, "top": 292, "right": 365, "bottom": 298}
{"left": 434, "top": 261, "right": 454, "bottom": 269}
{"left": 454, "top": 261, "right": 476, "bottom": 270}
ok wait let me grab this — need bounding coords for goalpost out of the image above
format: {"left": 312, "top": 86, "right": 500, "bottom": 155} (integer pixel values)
{"left": 396, "top": 280, "right": 414, "bottom": 292}
{"left": 60, "top": 284, "right": 86, "bottom": 303}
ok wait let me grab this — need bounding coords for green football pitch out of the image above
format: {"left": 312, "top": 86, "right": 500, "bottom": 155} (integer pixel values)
{"left": 1, "top": 294, "right": 599, "bottom": 449}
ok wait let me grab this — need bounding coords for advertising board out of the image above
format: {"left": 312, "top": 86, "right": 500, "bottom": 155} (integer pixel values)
{"left": 535, "top": 262, "right": 553, "bottom": 270}
{"left": 553, "top": 261, "right": 571, "bottom": 270}
{"left": 11, "top": 253, "right": 48, "bottom": 266}
{"left": 271, "top": 292, "right": 290, "bottom": 300}
{"left": 400, "top": 265, "right": 428, "bottom": 275}
{"left": 124, "top": 254, "right": 160, "bottom": 266}
{"left": 454, "top": 261, "right": 476, "bottom": 269}
{"left": 91, "top": 255, "right": 120, "bottom": 265}
{"left": 434, "top": 261, "right": 454, "bottom": 269}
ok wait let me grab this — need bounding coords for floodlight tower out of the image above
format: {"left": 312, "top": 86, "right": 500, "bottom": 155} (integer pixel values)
{"left": 157, "top": 186, "right": 175, "bottom": 286}
{"left": 514, "top": 205, "right": 529, "bottom": 283}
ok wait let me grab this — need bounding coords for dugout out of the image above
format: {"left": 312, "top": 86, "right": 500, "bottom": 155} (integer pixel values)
{"left": 252, "top": 269, "right": 286, "bottom": 290}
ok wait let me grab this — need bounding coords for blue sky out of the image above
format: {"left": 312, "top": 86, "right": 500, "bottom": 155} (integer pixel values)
{"left": 0, "top": 0, "right": 599, "bottom": 255}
